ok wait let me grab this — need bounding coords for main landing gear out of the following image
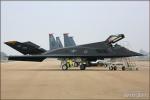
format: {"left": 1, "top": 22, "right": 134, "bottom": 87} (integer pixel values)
{"left": 60, "top": 58, "right": 87, "bottom": 70}
{"left": 62, "top": 64, "right": 68, "bottom": 70}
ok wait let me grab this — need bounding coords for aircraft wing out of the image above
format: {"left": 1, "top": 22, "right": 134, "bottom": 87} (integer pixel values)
{"left": 8, "top": 55, "right": 47, "bottom": 62}
{"left": 8, "top": 54, "right": 82, "bottom": 62}
{"left": 5, "top": 41, "right": 46, "bottom": 55}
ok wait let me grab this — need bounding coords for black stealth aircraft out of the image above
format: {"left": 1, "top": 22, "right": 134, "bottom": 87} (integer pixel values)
{"left": 5, "top": 34, "right": 142, "bottom": 70}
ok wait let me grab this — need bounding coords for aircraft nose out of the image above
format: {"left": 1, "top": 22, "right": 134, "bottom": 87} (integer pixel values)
{"left": 132, "top": 51, "right": 144, "bottom": 56}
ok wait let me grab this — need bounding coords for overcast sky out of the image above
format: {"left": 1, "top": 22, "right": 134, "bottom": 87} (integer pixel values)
{"left": 1, "top": 1, "right": 149, "bottom": 55}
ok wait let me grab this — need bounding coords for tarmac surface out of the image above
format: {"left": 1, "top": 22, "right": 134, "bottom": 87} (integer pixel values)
{"left": 1, "top": 59, "right": 149, "bottom": 99}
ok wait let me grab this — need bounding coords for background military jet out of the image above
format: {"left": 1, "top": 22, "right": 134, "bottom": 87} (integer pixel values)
{"left": 63, "top": 33, "right": 76, "bottom": 47}
{"left": 5, "top": 34, "right": 143, "bottom": 70}
{"left": 49, "top": 33, "right": 63, "bottom": 50}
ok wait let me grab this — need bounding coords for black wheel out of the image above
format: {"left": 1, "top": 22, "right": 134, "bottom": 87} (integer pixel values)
{"left": 114, "top": 66, "right": 117, "bottom": 70}
{"left": 62, "top": 64, "right": 68, "bottom": 70}
{"left": 74, "top": 62, "right": 79, "bottom": 67}
{"left": 80, "top": 64, "right": 86, "bottom": 70}
{"left": 122, "top": 66, "right": 125, "bottom": 71}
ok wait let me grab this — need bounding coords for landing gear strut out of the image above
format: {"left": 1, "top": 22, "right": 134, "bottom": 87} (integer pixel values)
{"left": 74, "top": 62, "right": 79, "bottom": 67}
{"left": 60, "top": 58, "right": 87, "bottom": 70}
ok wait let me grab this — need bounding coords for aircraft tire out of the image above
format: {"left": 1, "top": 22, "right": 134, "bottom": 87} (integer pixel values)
{"left": 80, "top": 64, "right": 86, "bottom": 70}
{"left": 114, "top": 66, "right": 117, "bottom": 70}
{"left": 62, "top": 64, "right": 68, "bottom": 70}
{"left": 122, "top": 66, "right": 125, "bottom": 71}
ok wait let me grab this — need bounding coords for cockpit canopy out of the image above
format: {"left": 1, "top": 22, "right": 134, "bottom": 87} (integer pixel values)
{"left": 105, "top": 34, "right": 125, "bottom": 44}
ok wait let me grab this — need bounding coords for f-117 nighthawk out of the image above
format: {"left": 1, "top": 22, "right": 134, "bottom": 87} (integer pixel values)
{"left": 5, "top": 34, "right": 142, "bottom": 70}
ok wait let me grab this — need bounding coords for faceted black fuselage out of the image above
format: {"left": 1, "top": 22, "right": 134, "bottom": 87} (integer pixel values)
{"left": 44, "top": 41, "right": 142, "bottom": 61}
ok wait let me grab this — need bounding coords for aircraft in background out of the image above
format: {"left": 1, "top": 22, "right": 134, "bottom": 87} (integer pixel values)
{"left": 49, "top": 33, "right": 76, "bottom": 49}
{"left": 63, "top": 33, "right": 76, "bottom": 47}
{"left": 5, "top": 34, "right": 143, "bottom": 70}
{"left": 49, "top": 33, "right": 63, "bottom": 50}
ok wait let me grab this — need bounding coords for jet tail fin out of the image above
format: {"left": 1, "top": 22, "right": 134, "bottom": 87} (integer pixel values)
{"left": 69, "top": 36, "right": 76, "bottom": 46}
{"left": 49, "top": 33, "right": 64, "bottom": 50}
{"left": 63, "top": 33, "right": 76, "bottom": 47}
{"left": 49, "top": 33, "right": 58, "bottom": 50}
{"left": 56, "top": 37, "right": 63, "bottom": 48}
